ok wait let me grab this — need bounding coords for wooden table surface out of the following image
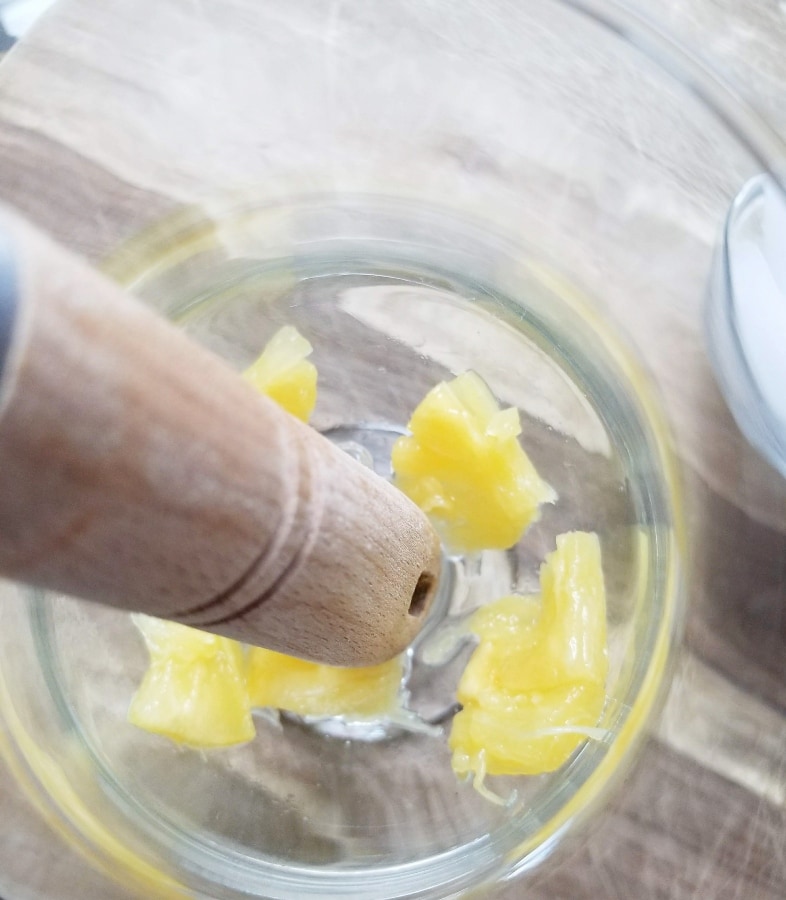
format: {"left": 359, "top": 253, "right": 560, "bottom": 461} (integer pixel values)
{"left": 2, "top": 1, "right": 786, "bottom": 898}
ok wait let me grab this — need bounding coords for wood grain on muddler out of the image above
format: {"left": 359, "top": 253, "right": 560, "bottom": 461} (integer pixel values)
{"left": 0, "top": 209, "right": 440, "bottom": 667}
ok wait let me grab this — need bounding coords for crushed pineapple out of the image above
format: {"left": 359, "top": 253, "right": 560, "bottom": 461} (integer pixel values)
{"left": 246, "top": 648, "right": 404, "bottom": 718}
{"left": 129, "top": 339, "right": 609, "bottom": 797}
{"left": 128, "top": 616, "right": 254, "bottom": 748}
{"left": 450, "top": 531, "right": 608, "bottom": 780}
{"left": 391, "top": 371, "right": 554, "bottom": 553}
{"left": 242, "top": 325, "right": 317, "bottom": 422}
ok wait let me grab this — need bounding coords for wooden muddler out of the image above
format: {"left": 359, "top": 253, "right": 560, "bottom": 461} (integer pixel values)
{"left": 0, "top": 209, "right": 440, "bottom": 666}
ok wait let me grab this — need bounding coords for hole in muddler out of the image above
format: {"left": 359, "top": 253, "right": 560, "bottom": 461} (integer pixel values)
{"left": 409, "top": 571, "right": 434, "bottom": 617}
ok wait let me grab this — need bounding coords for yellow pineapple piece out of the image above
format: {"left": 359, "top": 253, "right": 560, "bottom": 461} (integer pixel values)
{"left": 246, "top": 648, "right": 404, "bottom": 718}
{"left": 451, "top": 683, "right": 606, "bottom": 777}
{"left": 450, "top": 531, "right": 608, "bottom": 779}
{"left": 243, "top": 325, "right": 317, "bottom": 422}
{"left": 391, "top": 371, "right": 554, "bottom": 552}
{"left": 128, "top": 617, "right": 254, "bottom": 748}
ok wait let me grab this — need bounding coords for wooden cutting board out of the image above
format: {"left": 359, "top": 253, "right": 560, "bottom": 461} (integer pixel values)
{"left": 1, "top": 1, "right": 786, "bottom": 897}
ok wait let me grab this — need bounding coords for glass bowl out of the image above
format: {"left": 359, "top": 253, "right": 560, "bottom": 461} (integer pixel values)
{"left": 3, "top": 0, "right": 786, "bottom": 895}
{"left": 0, "top": 193, "right": 681, "bottom": 899}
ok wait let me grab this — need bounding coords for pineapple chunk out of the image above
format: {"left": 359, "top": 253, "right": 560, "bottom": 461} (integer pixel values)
{"left": 451, "top": 682, "right": 606, "bottom": 777}
{"left": 247, "top": 648, "right": 404, "bottom": 718}
{"left": 128, "top": 617, "right": 254, "bottom": 748}
{"left": 243, "top": 325, "right": 317, "bottom": 422}
{"left": 450, "top": 532, "right": 608, "bottom": 778}
{"left": 391, "top": 371, "right": 554, "bottom": 552}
